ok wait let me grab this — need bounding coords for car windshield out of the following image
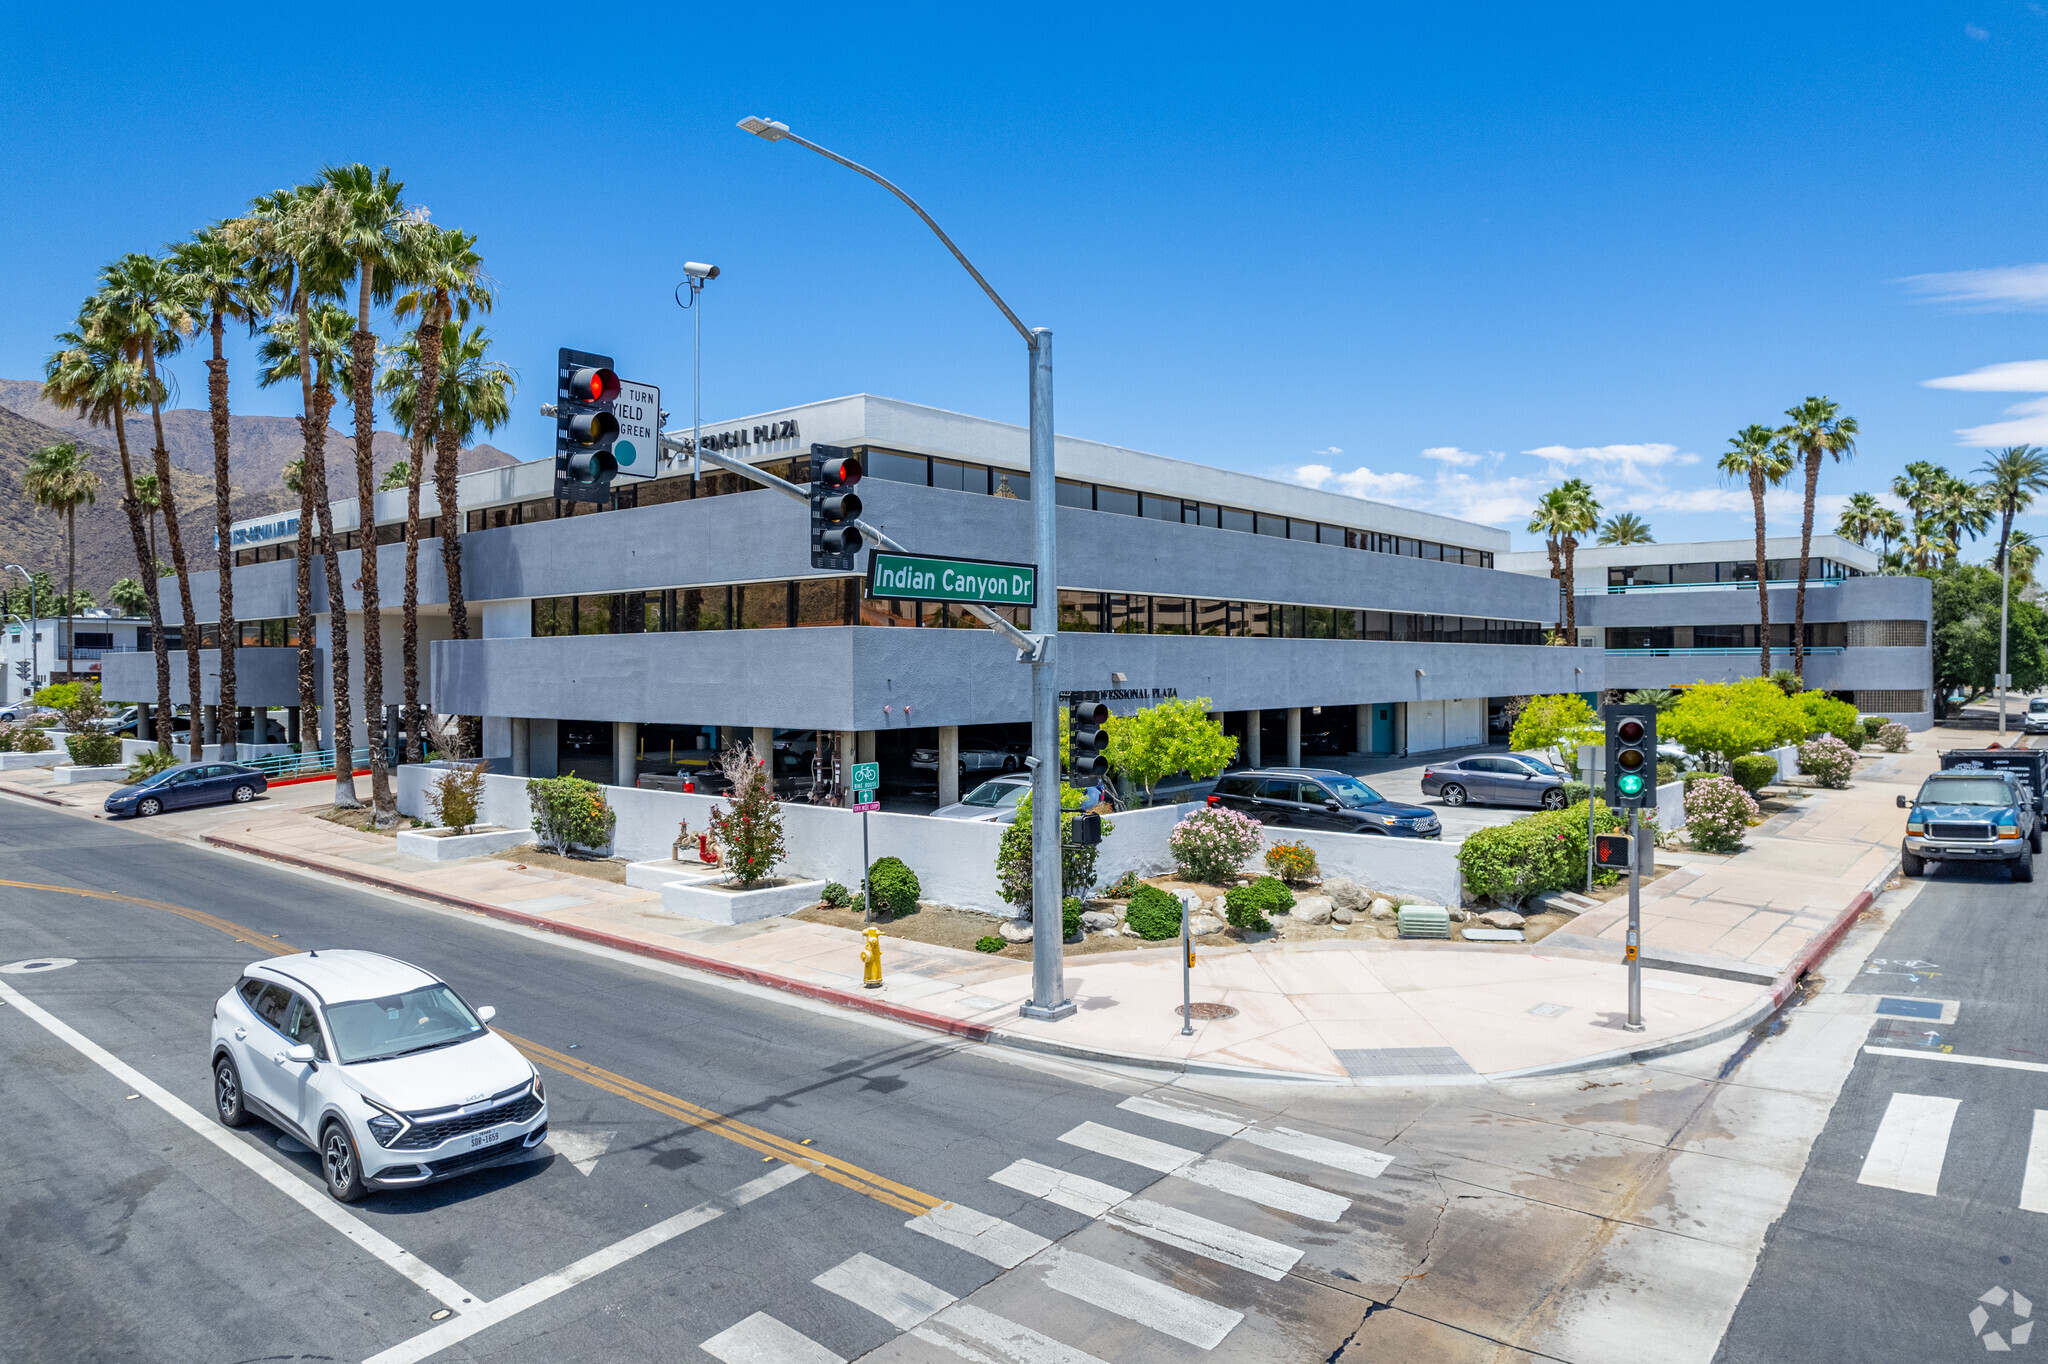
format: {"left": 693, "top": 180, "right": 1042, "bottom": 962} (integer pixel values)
{"left": 2033, "top": 700, "right": 2048, "bottom": 713}
{"left": 1917, "top": 778, "right": 2014, "bottom": 807}
{"left": 324, "top": 984, "right": 484, "bottom": 1064}
{"left": 1513, "top": 755, "right": 1560, "bottom": 777}
{"left": 1322, "top": 775, "right": 1386, "bottom": 807}
{"left": 961, "top": 780, "right": 1027, "bottom": 808}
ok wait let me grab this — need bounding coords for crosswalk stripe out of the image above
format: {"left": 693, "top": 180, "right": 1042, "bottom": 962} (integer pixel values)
{"left": 991, "top": 1159, "right": 1129, "bottom": 1217}
{"left": 813, "top": 1252, "right": 954, "bottom": 1331}
{"left": 1117, "top": 1096, "right": 1395, "bottom": 1179}
{"left": 1107, "top": 1198, "right": 1304, "bottom": 1280}
{"left": 1117, "top": 1094, "right": 1247, "bottom": 1135}
{"left": 2021, "top": 1112, "right": 2048, "bottom": 1215}
{"left": 1858, "top": 1092, "right": 1960, "bottom": 1196}
{"left": 699, "top": 1311, "right": 846, "bottom": 1364}
{"left": 1058, "top": 1122, "right": 1349, "bottom": 1221}
{"left": 906, "top": 1201, "right": 1053, "bottom": 1268}
{"left": 911, "top": 1303, "right": 1109, "bottom": 1364}
{"left": 1060, "top": 1121, "right": 1195, "bottom": 1173}
{"left": 1036, "top": 1245, "right": 1244, "bottom": 1349}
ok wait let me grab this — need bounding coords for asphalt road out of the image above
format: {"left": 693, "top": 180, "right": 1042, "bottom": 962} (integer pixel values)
{"left": 1716, "top": 856, "right": 2048, "bottom": 1360}
{"left": 0, "top": 798, "right": 1410, "bottom": 1364}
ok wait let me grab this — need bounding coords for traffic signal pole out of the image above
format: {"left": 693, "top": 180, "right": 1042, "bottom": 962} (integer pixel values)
{"left": 1626, "top": 807, "right": 1643, "bottom": 1031}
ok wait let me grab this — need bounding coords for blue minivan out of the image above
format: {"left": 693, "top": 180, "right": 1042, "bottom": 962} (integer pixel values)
{"left": 105, "top": 762, "right": 269, "bottom": 817}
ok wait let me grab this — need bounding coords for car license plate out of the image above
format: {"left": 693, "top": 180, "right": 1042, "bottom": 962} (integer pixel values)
{"left": 470, "top": 1128, "right": 502, "bottom": 1150}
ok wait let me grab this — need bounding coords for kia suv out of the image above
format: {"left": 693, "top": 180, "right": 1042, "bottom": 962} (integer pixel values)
{"left": 210, "top": 950, "right": 547, "bottom": 1201}
{"left": 1208, "top": 768, "right": 1441, "bottom": 837}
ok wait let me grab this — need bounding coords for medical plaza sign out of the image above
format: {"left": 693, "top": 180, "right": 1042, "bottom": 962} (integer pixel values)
{"left": 866, "top": 552, "right": 1036, "bottom": 606}
{"left": 215, "top": 515, "right": 300, "bottom": 549}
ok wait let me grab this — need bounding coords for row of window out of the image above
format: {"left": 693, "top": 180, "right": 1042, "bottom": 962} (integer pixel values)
{"left": 1606, "top": 623, "right": 1851, "bottom": 649}
{"left": 183, "top": 619, "right": 305, "bottom": 648}
{"left": 232, "top": 519, "right": 448, "bottom": 567}
{"left": 1606, "top": 558, "right": 1865, "bottom": 587}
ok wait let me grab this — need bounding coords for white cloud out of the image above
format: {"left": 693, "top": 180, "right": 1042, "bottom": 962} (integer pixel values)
{"left": 1311, "top": 446, "right": 1343, "bottom": 458}
{"left": 1420, "top": 446, "right": 1483, "bottom": 467}
{"left": 1958, "top": 397, "right": 2048, "bottom": 446}
{"left": 1923, "top": 359, "right": 2048, "bottom": 392}
{"left": 1521, "top": 442, "right": 1687, "bottom": 486}
{"left": 1906, "top": 264, "right": 2048, "bottom": 310}
{"left": 1966, "top": 22, "right": 1990, "bottom": 39}
{"left": 1289, "top": 463, "right": 1422, "bottom": 498}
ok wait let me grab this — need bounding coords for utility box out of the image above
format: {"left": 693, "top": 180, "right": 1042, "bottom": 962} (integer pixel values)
{"left": 1396, "top": 904, "right": 1451, "bottom": 939}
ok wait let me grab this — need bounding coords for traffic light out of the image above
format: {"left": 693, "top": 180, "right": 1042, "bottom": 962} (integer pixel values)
{"left": 1593, "top": 832, "right": 1634, "bottom": 870}
{"left": 1604, "top": 703, "right": 1658, "bottom": 810}
{"left": 809, "top": 443, "right": 865, "bottom": 570}
{"left": 555, "top": 347, "right": 620, "bottom": 503}
{"left": 1069, "top": 699, "right": 1110, "bottom": 779}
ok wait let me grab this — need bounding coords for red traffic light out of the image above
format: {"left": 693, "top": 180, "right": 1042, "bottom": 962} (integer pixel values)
{"left": 1616, "top": 719, "right": 1645, "bottom": 745}
{"left": 817, "top": 455, "right": 863, "bottom": 489}
{"left": 567, "top": 366, "right": 618, "bottom": 403}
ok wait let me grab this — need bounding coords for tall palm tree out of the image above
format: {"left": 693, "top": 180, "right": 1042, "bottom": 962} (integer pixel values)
{"left": 1719, "top": 424, "right": 1795, "bottom": 676}
{"left": 2010, "top": 530, "right": 2042, "bottom": 594}
{"left": 1528, "top": 479, "right": 1601, "bottom": 640}
{"left": 1928, "top": 472, "right": 1992, "bottom": 567}
{"left": 324, "top": 161, "right": 409, "bottom": 825}
{"left": 95, "top": 252, "right": 204, "bottom": 759}
{"left": 1778, "top": 397, "right": 1858, "bottom": 680}
{"left": 281, "top": 455, "right": 316, "bottom": 743}
{"left": 133, "top": 473, "right": 162, "bottom": 565}
{"left": 1892, "top": 461, "right": 1945, "bottom": 527}
{"left": 171, "top": 223, "right": 273, "bottom": 760}
{"left": 1597, "top": 512, "right": 1654, "bottom": 546}
{"left": 23, "top": 442, "right": 100, "bottom": 684}
{"left": 40, "top": 318, "right": 170, "bottom": 747}
{"left": 388, "top": 225, "right": 491, "bottom": 764}
{"left": 1979, "top": 447, "right": 2048, "bottom": 579}
{"left": 1872, "top": 507, "right": 1905, "bottom": 558}
{"left": 1834, "top": 491, "right": 1883, "bottom": 547}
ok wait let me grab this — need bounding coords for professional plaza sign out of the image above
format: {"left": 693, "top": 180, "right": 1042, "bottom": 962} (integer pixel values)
{"left": 866, "top": 552, "right": 1036, "bottom": 607}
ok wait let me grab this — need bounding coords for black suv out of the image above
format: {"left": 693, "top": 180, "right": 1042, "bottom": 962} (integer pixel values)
{"left": 1208, "top": 768, "right": 1442, "bottom": 838}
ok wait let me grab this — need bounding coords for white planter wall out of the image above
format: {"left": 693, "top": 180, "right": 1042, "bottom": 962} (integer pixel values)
{"left": 0, "top": 750, "right": 66, "bottom": 770}
{"left": 53, "top": 764, "right": 130, "bottom": 785}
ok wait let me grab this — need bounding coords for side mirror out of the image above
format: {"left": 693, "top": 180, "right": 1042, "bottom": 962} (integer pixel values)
{"left": 283, "top": 1043, "right": 317, "bottom": 1065}
{"left": 1896, "top": 795, "right": 1910, "bottom": 809}
{"left": 1325, "top": 799, "right": 1341, "bottom": 811}
{"left": 476, "top": 1005, "right": 497, "bottom": 1023}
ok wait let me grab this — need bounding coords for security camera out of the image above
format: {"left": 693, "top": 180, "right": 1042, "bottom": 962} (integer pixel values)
{"left": 683, "top": 262, "right": 720, "bottom": 281}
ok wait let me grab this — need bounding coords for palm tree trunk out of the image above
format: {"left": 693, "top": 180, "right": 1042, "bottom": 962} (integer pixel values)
{"left": 1794, "top": 452, "right": 1819, "bottom": 681}
{"left": 63, "top": 505, "right": 75, "bottom": 690}
{"left": 111, "top": 406, "right": 172, "bottom": 751}
{"left": 351, "top": 258, "right": 394, "bottom": 825}
{"left": 1561, "top": 535, "right": 1578, "bottom": 638}
{"left": 433, "top": 422, "right": 471, "bottom": 756}
{"left": 141, "top": 339, "right": 205, "bottom": 762}
{"left": 401, "top": 301, "right": 448, "bottom": 767}
{"left": 207, "top": 307, "right": 238, "bottom": 760}
{"left": 1751, "top": 474, "right": 1771, "bottom": 677}
{"left": 294, "top": 461, "right": 317, "bottom": 748}
{"left": 297, "top": 293, "right": 358, "bottom": 808}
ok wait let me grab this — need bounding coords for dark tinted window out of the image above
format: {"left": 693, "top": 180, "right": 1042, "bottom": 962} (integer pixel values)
{"left": 1255, "top": 779, "right": 1304, "bottom": 801}
{"left": 238, "top": 978, "right": 266, "bottom": 1007}
{"left": 1140, "top": 494, "right": 1180, "bottom": 521}
{"left": 1255, "top": 513, "right": 1288, "bottom": 537}
{"left": 1094, "top": 487, "right": 1140, "bottom": 517}
{"left": 1215, "top": 776, "right": 1260, "bottom": 797}
{"left": 1220, "top": 508, "right": 1255, "bottom": 534}
{"left": 1056, "top": 479, "right": 1094, "bottom": 509}
{"left": 252, "top": 983, "right": 292, "bottom": 1029}
{"left": 861, "top": 450, "right": 929, "bottom": 485}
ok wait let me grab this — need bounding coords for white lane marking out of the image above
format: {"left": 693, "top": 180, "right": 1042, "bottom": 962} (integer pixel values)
{"left": 911, "top": 1302, "right": 1111, "bottom": 1364}
{"left": 1865, "top": 1046, "right": 2048, "bottom": 1074}
{"left": 1117, "top": 1095, "right": 1246, "bottom": 1135}
{"left": 906, "top": 1202, "right": 1052, "bottom": 1268}
{"left": 1036, "top": 1244, "right": 1243, "bottom": 1349}
{"left": 2022, "top": 1113, "right": 2048, "bottom": 1215}
{"left": 1059, "top": 1120, "right": 1350, "bottom": 1221}
{"left": 1238, "top": 1127, "right": 1392, "bottom": 1180}
{"left": 813, "top": 1252, "right": 954, "bottom": 1331}
{"left": 990, "top": 1159, "right": 1129, "bottom": 1217}
{"left": 366, "top": 1166, "right": 807, "bottom": 1364}
{"left": 1107, "top": 1198, "right": 1303, "bottom": 1280}
{"left": 699, "top": 1311, "right": 847, "bottom": 1364}
{"left": 1857, "top": 1092, "right": 1960, "bottom": 1197}
{"left": 0, "top": 975, "right": 476, "bottom": 1312}
{"left": 545, "top": 1127, "right": 613, "bottom": 1176}
{"left": 1060, "top": 1121, "right": 1195, "bottom": 1173}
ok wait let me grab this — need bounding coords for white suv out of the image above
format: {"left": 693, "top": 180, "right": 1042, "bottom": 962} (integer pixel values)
{"left": 209, "top": 950, "right": 548, "bottom": 1201}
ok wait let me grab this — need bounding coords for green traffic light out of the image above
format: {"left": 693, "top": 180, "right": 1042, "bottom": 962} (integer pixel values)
{"left": 1617, "top": 772, "right": 1645, "bottom": 796}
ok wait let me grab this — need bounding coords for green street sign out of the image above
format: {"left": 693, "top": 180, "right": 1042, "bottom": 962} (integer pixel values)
{"left": 851, "top": 762, "right": 879, "bottom": 790}
{"left": 867, "top": 552, "right": 1035, "bottom": 606}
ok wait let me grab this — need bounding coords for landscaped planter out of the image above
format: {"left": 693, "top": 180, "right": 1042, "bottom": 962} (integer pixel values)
{"left": 624, "top": 856, "right": 713, "bottom": 891}
{"left": 53, "top": 764, "right": 132, "bottom": 784}
{"left": 657, "top": 873, "right": 830, "bottom": 925}
{"left": 0, "top": 750, "right": 67, "bottom": 770}
{"left": 393, "top": 826, "right": 535, "bottom": 862}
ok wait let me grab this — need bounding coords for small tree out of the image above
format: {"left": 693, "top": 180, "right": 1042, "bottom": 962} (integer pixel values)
{"left": 58, "top": 683, "right": 119, "bottom": 765}
{"left": 996, "top": 785, "right": 1113, "bottom": 908}
{"left": 1660, "top": 678, "right": 1808, "bottom": 762}
{"left": 1798, "top": 691, "right": 1863, "bottom": 748}
{"left": 1509, "top": 694, "right": 1601, "bottom": 768}
{"left": 707, "top": 742, "right": 786, "bottom": 887}
{"left": 427, "top": 761, "right": 489, "bottom": 835}
{"left": 1102, "top": 697, "right": 1239, "bottom": 805}
{"left": 527, "top": 775, "right": 616, "bottom": 856}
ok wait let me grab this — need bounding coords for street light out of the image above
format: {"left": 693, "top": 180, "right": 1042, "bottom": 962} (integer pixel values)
{"left": 5, "top": 565, "right": 35, "bottom": 694}
{"left": 675, "top": 261, "right": 720, "bottom": 480}
{"left": 740, "top": 115, "right": 1073, "bottom": 1021}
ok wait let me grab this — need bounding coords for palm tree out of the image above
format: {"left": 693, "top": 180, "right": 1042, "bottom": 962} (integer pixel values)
{"left": 281, "top": 455, "right": 316, "bottom": 743}
{"left": 1835, "top": 491, "right": 1883, "bottom": 547}
{"left": 109, "top": 577, "right": 148, "bottom": 616}
{"left": 172, "top": 223, "right": 273, "bottom": 760}
{"left": 95, "top": 252, "right": 204, "bottom": 759}
{"left": 1873, "top": 507, "right": 1905, "bottom": 558}
{"left": 133, "top": 473, "right": 162, "bottom": 565}
{"left": 1976, "top": 446, "right": 2048, "bottom": 730}
{"left": 1528, "top": 480, "right": 1601, "bottom": 640}
{"left": 1719, "top": 423, "right": 1795, "bottom": 676}
{"left": 2010, "top": 530, "right": 2042, "bottom": 595}
{"left": 23, "top": 442, "right": 100, "bottom": 684}
{"left": 324, "top": 161, "right": 409, "bottom": 825}
{"left": 1928, "top": 472, "right": 1992, "bottom": 567}
{"left": 1527, "top": 492, "right": 1567, "bottom": 638}
{"left": 381, "top": 322, "right": 514, "bottom": 759}
{"left": 1778, "top": 397, "right": 1858, "bottom": 680}
{"left": 1597, "top": 512, "right": 1654, "bottom": 546}
{"left": 40, "top": 318, "right": 170, "bottom": 747}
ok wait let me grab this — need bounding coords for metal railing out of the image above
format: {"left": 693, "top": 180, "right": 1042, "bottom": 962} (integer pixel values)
{"left": 1604, "top": 577, "right": 1848, "bottom": 594}
{"left": 59, "top": 645, "right": 139, "bottom": 661}
{"left": 242, "top": 747, "right": 372, "bottom": 779}
{"left": 1603, "top": 646, "right": 1846, "bottom": 658}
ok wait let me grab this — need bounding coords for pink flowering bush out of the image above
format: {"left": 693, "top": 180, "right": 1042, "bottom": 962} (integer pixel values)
{"left": 1685, "top": 774, "right": 1760, "bottom": 853}
{"left": 1878, "top": 722, "right": 1909, "bottom": 753}
{"left": 1797, "top": 734, "right": 1857, "bottom": 790}
{"left": 1169, "top": 806, "right": 1264, "bottom": 884}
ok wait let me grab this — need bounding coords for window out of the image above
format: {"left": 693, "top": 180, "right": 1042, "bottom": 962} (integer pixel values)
{"left": 930, "top": 458, "right": 986, "bottom": 493}
{"left": 1220, "top": 507, "right": 1255, "bottom": 534}
{"left": 1255, "top": 512, "right": 1288, "bottom": 537}
{"left": 859, "top": 449, "right": 929, "bottom": 485}
{"left": 1094, "top": 487, "right": 1140, "bottom": 517}
{"left": 1287, "top": 519, "right": 1317, "bottom": 541}
{"left": 323, "top": 984, "right": 484, "bottom": 1065}
{"left": 283, "top": 994, "right": 329, "bottom": 1061}
{"left": 1140, "top": 494, "right": 1180, "bottom": 522}
{"left": 992, "top": 469, "right": 1029, "bottom": 500}
{"left": 1056, "top": 479, "right": 1094, "bottom": 509}
{"left": 1255, "top": 779, "right": 1305, "bottom": 801}
{"left": 238, "top": 978, "right": 266, "bottom": 1008}
{"left": 251, "top": 983, "right": 292, "bottom": 1031}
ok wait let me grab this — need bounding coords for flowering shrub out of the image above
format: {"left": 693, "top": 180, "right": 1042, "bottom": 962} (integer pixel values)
{"left": 527, "top": 775, "right": 616, "bottom": 857}
{"left": 1169, "top": 807, "right": 1263, "bottom": 884}
{"left": 707, "top": 752, "right": 786, "bottom": 887}
{"left": 1797, "top": 734, "right": 1856, "bottom": 790}
{"left": 1264, "top": 840, "right": 1318, "bottom": 885}
{"left": 1685, "top": 774, "right": 1759, "bottom": 853}
{"left": 1103, "top": 870, "right": 1145, "bottom": 899}
{"left": 1878, "top": 722, "right": 1909, "bottom": 753}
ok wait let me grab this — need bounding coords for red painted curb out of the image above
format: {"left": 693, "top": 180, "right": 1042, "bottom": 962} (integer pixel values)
{"left": 1771, "top": 888, "right": 1874, "bottom": 1007}
{"left": 200, "top": 832, "right": 998, "bottom": 1044}
{"left": 1, "top": 785, "right": 70, "bottom": 807}
{"left": 266, "top": 768, "right": 371, "bottom": 789}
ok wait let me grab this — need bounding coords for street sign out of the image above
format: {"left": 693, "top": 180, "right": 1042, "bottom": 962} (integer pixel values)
{"left": 850, "top": 762, "right": 879, "bottom": 790}
{"left": 611, "top": 379, "right": 660, "bottom": 480}
{"left": 867, "top": 552, "right": 1035, "bottom": 607}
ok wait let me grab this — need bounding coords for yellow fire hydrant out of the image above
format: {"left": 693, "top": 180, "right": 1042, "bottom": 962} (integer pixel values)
{"left": 861, "top": 926, "right": 883, "bottom": 989}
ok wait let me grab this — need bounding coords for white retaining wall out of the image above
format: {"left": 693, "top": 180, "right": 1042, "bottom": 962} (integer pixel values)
{"left": 119, "top": 739, "right": 298, "bottom": 765}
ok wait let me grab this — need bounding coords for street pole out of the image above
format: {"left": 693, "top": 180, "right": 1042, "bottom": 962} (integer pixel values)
{"left": 1624, "top": 807, "right": 1644, "bottom": 1031}
{"left": 5, "top": 566, "right": 34, "bottom": 692}
{"left": 2000, "top": 549, "right": 2012, "bottom": 738}
{"left": 1180, "top": 890, "right": 1194, "bottom": 1036}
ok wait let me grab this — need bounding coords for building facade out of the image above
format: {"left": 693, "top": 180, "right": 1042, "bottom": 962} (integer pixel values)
{"left": 2, "top": 609, "right": 154, "bottom": 700}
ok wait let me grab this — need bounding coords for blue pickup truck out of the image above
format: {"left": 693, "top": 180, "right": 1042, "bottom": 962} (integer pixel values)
{"left": 1897, "top": 749, "right": 2047, "bottom": 881}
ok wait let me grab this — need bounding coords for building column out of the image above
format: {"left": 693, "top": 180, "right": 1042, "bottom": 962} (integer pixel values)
{"left": 1246, "top": 710, "right": 1262, "bottom": 768}
{"left": 510, "top": 718, "right": 531, "bottom": 776}
{"left": 857, "top": 731, "right": 877, "bottom": 763}
{"left": 1395, "top": 702, "right": 1409, "bottom": 758}
{"left": 614, "top": 721, "right": 638, "bottom": 788}
{"left": 201, "top": 705, "right": 218, "bottom": 745}
{"left": 1286, "top": 707, "right": 1302, "bottom": 767}
{"left": 838, "top": 730, "right": 858, "bottom": 800}
{"left": 937, "top": 725, "right": 961, "bottom": 807}
{"left": 752, "top": 725, "right": 774, "bottom": 762}
{"left": 286, "top": 706, "right": 301, "bottom": 748}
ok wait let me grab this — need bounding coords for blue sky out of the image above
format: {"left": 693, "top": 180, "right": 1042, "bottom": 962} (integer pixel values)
{"left": 4, "top": 2, "right": 2046, "bottom": 552}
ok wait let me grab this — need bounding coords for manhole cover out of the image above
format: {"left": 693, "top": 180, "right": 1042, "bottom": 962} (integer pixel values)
{"left": 1176, "top": 1002, "right": 1238, "bottom": 1021}
{"left": 1, "top": 958, "right": 77, "bottom": 975}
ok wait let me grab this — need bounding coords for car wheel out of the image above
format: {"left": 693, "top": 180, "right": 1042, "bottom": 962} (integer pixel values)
{"left": 231, "top": 784, "right": 256, "bottom": 803}
{"left": 1002, "top": 756, "right": 1018, "bottom": 773}
{"left": 1539, "top": 787, "right": 1566, "bottom": 811}
{"left": 322, "top": 1122, "right": 369, "bottom": 1203}
{"left": 2033, "top": 827, "right": 2043, "bottom": 855}
{"left": 1440, "top": 783, "right": 1468, "bottom": 807}
{"left": 2016, "top": 846, "right": 2035, "bottom": 884}
{"left": 137, "top": 796, "right": 162, "bottom": 817}
{"left": 1900, "top": 848, "right": 1924, "bottom": 878}
{"left": 213, "top": 1056, "right": 249, "bottom": 1128}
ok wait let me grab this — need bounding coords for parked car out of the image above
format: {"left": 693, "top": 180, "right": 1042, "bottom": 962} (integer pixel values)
{"left": 0, "top": 703, "right": 57, "bottom": 725}
{"left": 104, "top": 761, "right": 268, "bottom": 817}
{"left": 1898, "top": 763, "right": 2039, "bottom": 881}
{"left": 1208, "top": 768, "right": 1441, "bottom": 837}
{"left": 209, "top": 950, "right": 548, "bottom": 1201}
{"left": 931, "top": 772, "right": 1032, "bottom": 822}
{"left": 912, "top": 743, "right": 1023, "bottom": 778}
{"left": 1419, "top": 752, "right": 1567, "bottom": 809}
{"left": 2025, "top": 699, "right": 2048, "bottom": 736}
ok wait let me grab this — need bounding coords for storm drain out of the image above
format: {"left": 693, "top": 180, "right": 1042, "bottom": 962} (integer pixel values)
{"left": 1335, "top": 1046, "right": 1475, "bottom": 1078}
{"left": 1527, "top": 1002, "right": 1571, "bottom": 1018}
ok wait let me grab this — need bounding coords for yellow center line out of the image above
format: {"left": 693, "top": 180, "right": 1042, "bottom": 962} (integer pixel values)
{"left": 4, "top": 877, "right": 942, "bottom": 1216}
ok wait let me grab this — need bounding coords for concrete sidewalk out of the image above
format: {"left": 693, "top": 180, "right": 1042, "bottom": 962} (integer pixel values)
{"left": 0, "top": 735, "right": 1923, "bottom": 1082}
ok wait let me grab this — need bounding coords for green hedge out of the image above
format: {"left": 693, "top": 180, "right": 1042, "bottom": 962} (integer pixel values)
{"left": 1224, "top": 876, "right": 1293, "bottom": 931}
{"left": 1062, "top": 896, "right": 1085, "bottom": 940}
{"left": 1730, "top": 753, "right": 1778, "bottom": 793}
{"left": 1457, "top": 799, "right": 1626, "bottom": 906}
{"left": 1126, "top": 884, "right": 1183, "bottom": 940}
{"left": 868, "top": 857, "right": 921, "bottom": 917}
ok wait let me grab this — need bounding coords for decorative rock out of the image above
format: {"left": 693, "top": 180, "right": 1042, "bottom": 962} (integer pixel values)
{"left": 1324, "top": 877, "right": 1370, "bottom": 912}
{"left": 1369, "top": 897, "right": 1396, "bottom": 920}
{"left": 1332, "top": 905, "right": 1356, "bottom": 924}
{"left": 998, "top": 918, "right": 1034, "bottom": 943}
{"left": 1190, "top": 913, "right": 1225, "bottom": 936}
{"left": 1447, "top": 907, "right": 1468, "bottom": 923}
{"left": 1478, "top": 910, "right": 1526, "bottom": 930}
{"left": 1205, "top": 895, "right": 1229, "bottom": 916}
{"left": 1290, "top": 895, "right": 1335, "bottom": 925}
{"left": 1081, "top": 910, "right": 1119, "bottom": 932}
